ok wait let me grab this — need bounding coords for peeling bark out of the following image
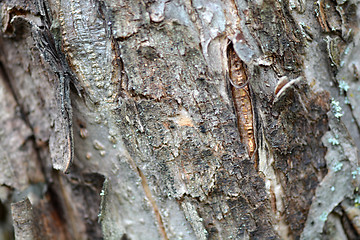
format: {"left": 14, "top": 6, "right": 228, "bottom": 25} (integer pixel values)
{"left": 1, "top": 0, "right": 360, "bottom": 239}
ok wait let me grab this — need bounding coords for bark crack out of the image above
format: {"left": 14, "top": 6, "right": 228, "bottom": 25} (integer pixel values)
{"left": 346, "top": 96, "right": 360, "bottom": 138}
{"left": 227, "top": 43, "right": 257, "bottom": 167}
{"left": 136, "top": 166, "right": 169, "bottom": 240}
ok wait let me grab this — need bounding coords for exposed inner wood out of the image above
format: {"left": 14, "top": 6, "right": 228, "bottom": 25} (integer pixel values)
{"left": 227, "top": 45, "right": 256, "bottom": 162}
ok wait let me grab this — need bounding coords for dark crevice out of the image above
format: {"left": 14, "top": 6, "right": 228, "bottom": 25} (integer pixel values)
{"left": 121, "top": 233, "right": 131, "bottom": 240}
{"left": 47, "top": 177, "right": 67, "bottom": 223}
{"left": 347, "top": 100, "right": 360, "bottom": 141}
{"left": 341, "top": 206, "right": 360, "bottom": 240}
{"left": 95, "top": 0, "right": 130, "bottom": 101}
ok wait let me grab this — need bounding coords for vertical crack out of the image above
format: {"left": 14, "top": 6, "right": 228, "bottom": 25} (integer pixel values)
{"left": 136, "top": 166, "right": 169, "bottom": 240}
{"left": 227, "top": 42, "right": 257, "bottom": 167}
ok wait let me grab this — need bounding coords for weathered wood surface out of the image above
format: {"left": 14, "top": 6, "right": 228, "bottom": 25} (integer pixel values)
{"left": 1, "top": 0, "right": 360, "bottom": 239}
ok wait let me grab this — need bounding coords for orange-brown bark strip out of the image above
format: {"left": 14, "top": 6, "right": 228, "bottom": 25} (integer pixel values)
{"left": 316, "top": 0, "right": 330, "bottom": 32}
{"left": 227, "top": 45, "right": 256, "bottom": 160}
{"left": 137, "top": 166, "right": 169, "bottom": 240}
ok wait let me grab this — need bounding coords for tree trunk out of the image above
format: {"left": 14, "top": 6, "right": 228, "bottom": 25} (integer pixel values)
{"left": 1, "top": 0, "right": 360, "bottom": 239}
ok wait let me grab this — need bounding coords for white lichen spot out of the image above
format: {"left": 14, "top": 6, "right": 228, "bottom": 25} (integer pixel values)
{"left": 100, "top": 150, "right": 106, "bottom": 156}
{"left": 332, "top": 162, "right": 343, "bottom": 172}
{"left": 319, "top": 212, "right": 328, "bottom": 222}
{"left": 100, "top": 190, "right": 105, "bottom": 196}
{"left": 354, "top": 195, "right": 360, "bottom": 205}
{"left": 328, "top": 137, "right": 339, "bottom": 145}
{"left": 289, "top": 0, "right": 296, "bottom": 9}
{"left": 352, "top": 170, "right": 358, "bottom": 179}
{"left": 344, "top": 97, "right": 350, "bottom": 104}
{"left": 352, "top": 167, "right": 360, "bottom": 179}
{"left": 339, "top": 80, "right": 350, "bottom": 92}
{"left": 331, "top": 186, "right": 335, "bottom": 192}
{"left": 331, "top": 98, "right": 344, "bottom": 118}
{"left": 334, "top": 112, "right": 344, "bottom": 118}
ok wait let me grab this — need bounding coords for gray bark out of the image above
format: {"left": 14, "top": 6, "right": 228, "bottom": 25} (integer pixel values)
{"left": 1, "top": 0, "right": 360, "bottom": 239}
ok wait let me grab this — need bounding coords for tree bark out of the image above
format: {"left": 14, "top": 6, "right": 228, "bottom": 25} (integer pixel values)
{"left": 1, "top": 0, "right": 360, "bottom": 239}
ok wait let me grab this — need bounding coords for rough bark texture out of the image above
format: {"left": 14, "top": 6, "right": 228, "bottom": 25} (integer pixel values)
{"left": 1, "top": 0, "right": 360, "bottom": 239}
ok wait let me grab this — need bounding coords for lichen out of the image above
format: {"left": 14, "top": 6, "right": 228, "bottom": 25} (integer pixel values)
{"left": 328, "top": 137, "right": 339, "bottom": 146}
{"left": 351, "top": 167, "right": 360, "bottom": 179}
{"left": 338, "top": 80, "right": 350, "bottom": 93}
{"left": 331, "top": 99, "right": 343, "bottom": 118}
{"left": 319, "top": 212, "right": 328, "bottom": 222}
{"left": 354, "top": 195, "right": 360, "bottom": 207}
{"left": 332, "top": 162, "right": 343, "bottom": 172}
{"left": 344, "top": 97, "right": 350, "bottom": 104}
